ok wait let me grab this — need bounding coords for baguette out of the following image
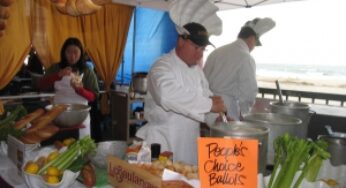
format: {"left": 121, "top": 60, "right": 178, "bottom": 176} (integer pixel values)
{"left": 35, "top": 124, "right": 59, "bottom": 139}
{"left": 20, "top": 132, "right": 44, "bottom": 144}
{"left": 26, "top": 105, "right": 67, "bottom": 133}
{"left": 76, "top": 0, "right": 101, "bottom": 15}
{"left": 14, "top": 108, "right": 45, "bottom": 130}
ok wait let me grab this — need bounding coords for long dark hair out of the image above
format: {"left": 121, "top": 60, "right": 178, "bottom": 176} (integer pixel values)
{"left": 59, "top": 37, "right": 87, "bottom": 73}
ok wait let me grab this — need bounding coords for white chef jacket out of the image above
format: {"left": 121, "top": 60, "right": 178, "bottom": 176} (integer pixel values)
{"left": 136, "top": 49, "right": 214, "bottom": 165}
{"left": 204, "top": 39, "right": 257, "bottom": 120}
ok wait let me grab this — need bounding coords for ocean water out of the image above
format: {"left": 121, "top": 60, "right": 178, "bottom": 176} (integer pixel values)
{"left": 257, "top": 64, "right": 346, "bottom": 78}
{"left": 256, "top": 64, "right": 346, "bottom": 94}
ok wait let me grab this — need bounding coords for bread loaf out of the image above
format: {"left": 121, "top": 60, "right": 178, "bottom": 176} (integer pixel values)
{"left": 35, "top": 124, "right": 59, "bottom": 139}
{"left": 20, "top": 132, "right": 44, "bottom": 144}
{"left": 26, "top": 104, "right": 67, "bottom": 133}
{"left": 15, "top": 108, "right": 45, "bottom": 130}
{"left": 21, "top": 124, "right": 60, "bottom": 144}
{"left": 51, "top": 0, "right": 68, "bottom": 14}
{"left": 65, "top": 0, "right": 79, "bottom": 16}
{"left": 76, "top": 0, "right": 102, "bottom": 15}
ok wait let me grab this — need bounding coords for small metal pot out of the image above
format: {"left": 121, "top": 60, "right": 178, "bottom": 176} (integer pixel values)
{"left": 243, "top": 113, "right": 302, "bottom": 165}
{"left": 210, "top": 121, "right": 269, "bottom": 175}
{"left": 318, "top": 135, "right": 346, "bottom": 166}
{"left": 132, "top": 72, "right": 148, "bottom": 94}
{"left": 270, "top": 101, "right": 313, "bottom": 138}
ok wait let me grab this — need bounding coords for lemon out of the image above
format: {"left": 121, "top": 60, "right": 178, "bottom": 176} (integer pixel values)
{"left": 46, "top": 166, "right": 60, "bottom": 176}
{"left": 24, "top": 162, "right": 39, "bottom": 174}
{"left": 47, "top": 151, "right": 59, "bottom": 162}
{"left": 63, "top": 138, "right": 76, "bottom": 146}
{"left": 45, "top": 175, "right": 60, "bottom": 184}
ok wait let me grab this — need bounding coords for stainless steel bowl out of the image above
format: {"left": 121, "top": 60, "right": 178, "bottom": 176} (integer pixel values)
{"left": 89, "top": 141, "right": 128, "bottom": 168}
{"left": 45, "top": 104, "right": 90, "bottom": 127}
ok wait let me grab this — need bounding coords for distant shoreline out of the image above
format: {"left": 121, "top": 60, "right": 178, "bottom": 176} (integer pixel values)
{"left": 256, "top": 63, "right": 346, "bottom": 95}
{"left": 257, "top": 76, "right": 346, "bottom": 95}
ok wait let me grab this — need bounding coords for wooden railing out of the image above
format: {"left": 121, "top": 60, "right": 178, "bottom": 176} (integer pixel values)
{"left": 258, "top": 87, "right": 346, "bottom": 107}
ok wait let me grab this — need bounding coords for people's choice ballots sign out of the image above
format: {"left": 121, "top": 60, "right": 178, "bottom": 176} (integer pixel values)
{"left": 198, "top": 137, "right": 258, "bottom": 188}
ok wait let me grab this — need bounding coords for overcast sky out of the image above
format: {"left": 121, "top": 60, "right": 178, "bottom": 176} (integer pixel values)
{"left": 205, "top": 0, "right": 346, "bottom": 66}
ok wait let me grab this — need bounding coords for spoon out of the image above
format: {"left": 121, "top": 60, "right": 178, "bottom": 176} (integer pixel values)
{"left": 275, "top": 80, "right": 284, "bottom": 104}
{"left": 219, "top": 112, "right": 228, "bottom": 123}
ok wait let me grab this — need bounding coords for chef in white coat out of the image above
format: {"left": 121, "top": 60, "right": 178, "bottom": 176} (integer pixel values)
{"left": 204, "top": 18, "right": 275, "bottom": 120}
{"left": 136, "top": 22, "right": 226, "bottom": 165}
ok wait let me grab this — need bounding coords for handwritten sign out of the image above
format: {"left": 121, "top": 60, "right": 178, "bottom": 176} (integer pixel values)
{"left": 198, "top": 137, "right": 258, "bottom": 188}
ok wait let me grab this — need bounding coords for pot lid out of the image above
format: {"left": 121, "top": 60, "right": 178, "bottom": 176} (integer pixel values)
{"left": 270, "top": 101, "right": 310, "bottom": 109}
{"left": 244, "top": 113, "right": 302, "bottom": 125}
{"left": 211, "top": 121, "right": 269, "bottom": 137}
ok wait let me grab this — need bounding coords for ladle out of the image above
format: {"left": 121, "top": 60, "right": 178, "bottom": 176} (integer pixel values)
{"left": 325, "top": 125, "right": 346, "bottom": 138}
{"left": 219, "top": 112, "right": 228, "bottom": 123}
{"left": 275, "top": 80, "right": 284, "bottom": 104}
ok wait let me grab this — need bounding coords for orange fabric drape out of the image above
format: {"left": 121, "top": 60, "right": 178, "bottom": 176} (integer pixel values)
{"left": 82, "top": 4, "right": 133, "bottom": 89}
{"left": 31, "top": 0, "right": 84, "bottom": 69}
{"left": 0, "top": 0, "right": 31, "bottom": 89}
{"left": 0, "top": 0, "right": 31, "bottom": 114}
{"left": 82, "top": 4, "right": 133, "bottom": 114}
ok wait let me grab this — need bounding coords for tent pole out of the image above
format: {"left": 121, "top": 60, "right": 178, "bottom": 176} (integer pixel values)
{"left": 131, "top": 8, "right": 137, "bottom": 79}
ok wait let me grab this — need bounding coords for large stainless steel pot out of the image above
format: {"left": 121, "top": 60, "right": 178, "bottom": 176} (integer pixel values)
{"left": 318, "top": 135, "right": 346, "bottom": 166}
{"left": 132, "top": 72, "right": 148, "bottom": 94}
{"left": 210, "top": 121, "right": 269, "bottom": 175}
{"left": 270, "top": 101, "right": 313, "bottom": 138}
{"left": 243, "top": 113, "right": 302, "bottom": 165}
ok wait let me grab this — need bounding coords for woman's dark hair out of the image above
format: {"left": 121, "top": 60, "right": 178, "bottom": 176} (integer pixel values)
{"left": 28, "top": 50, "right": 44, "bottom": 74}
{"left": 59, "top": 37, "right": 87, "bottom": 73}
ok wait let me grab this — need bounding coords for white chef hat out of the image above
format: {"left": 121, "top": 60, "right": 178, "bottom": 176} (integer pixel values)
{"left": 243, "top": 17, "right": 275, "bottom": 46}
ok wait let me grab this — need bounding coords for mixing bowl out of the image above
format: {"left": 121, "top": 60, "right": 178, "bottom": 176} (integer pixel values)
{"left": 45, "top": 104, "right": 90, "bottom": 127}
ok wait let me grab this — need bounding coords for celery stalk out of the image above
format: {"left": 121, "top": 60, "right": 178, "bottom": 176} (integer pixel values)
{"left": 38, "top": 136, "right": 96, "bottom": 175}
{"left": 56, "top": 149, "right": 80, "bottom": 171}
{"left": 269, "top": 134, "right": 329, "bottom": 188}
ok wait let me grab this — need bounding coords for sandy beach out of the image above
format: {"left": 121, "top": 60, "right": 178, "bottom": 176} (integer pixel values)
{"left": 257, "top": 75, "right": 346, "bottom": 95}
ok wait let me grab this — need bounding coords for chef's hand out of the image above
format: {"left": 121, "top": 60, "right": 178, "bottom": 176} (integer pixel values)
{"left": 210, "top": 96, "right": 226, "bottom": 113}
{"left": 215, "top": 114, "right": 235, "bottom": 122}
{"left": 58, "top": 67, "right": 72, "bottom": 77}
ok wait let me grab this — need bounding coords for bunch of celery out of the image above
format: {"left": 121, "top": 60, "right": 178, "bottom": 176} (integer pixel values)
{"left": 268, "top": 133, "right": 330, "bottom": 188}
{"left": 38, "top": 135, "right": 96, "bottom": 175}
{"left": 0, "top": 105, "right": 27, "bottom": 141}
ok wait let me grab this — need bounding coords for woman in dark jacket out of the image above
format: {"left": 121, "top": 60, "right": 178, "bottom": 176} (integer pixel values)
{"left": 39, "top": 37, "right": 99, "bottom": 138}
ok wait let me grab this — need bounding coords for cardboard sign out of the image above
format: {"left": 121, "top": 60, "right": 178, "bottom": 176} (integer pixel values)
{"left": 108, "top": 156, "right": 162, "bottom": 188}
{"left": 107, "top": 156, "right": 194, "bottom": 188}
{"left": 198, "top": 137, "right": 258, "bottom": 188}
